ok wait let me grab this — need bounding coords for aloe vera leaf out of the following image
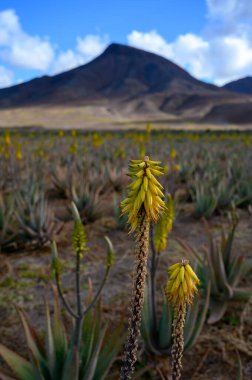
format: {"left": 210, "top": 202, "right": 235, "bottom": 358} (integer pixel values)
{"left": 82, "top": 327, "right": 107, "bottom": 380}
{"left": 184, "top": 297, "right": 199, "bottom": 348}
{"left": 223, "top": 223, "right": 237, "bottom": 267}
{"left": 52, "top": 288, "right": 68, "bottom": 379}
{"left": 207, "top": 300, "right": 228, "bottom": 324}
{"left": 61, "top": 347, "right": 79, "bottom": 380}
{"left": 79, "top": 311, "right": 96, "bottom": 378}
{"left": 215, "top": 246, "right": 233, "bottom": 298}
{"left": 45, "top": 301, "right": 56, "bottom": 379}
{"left": 0, "top": 344, "right": 35, "bottom": 380}
{"left": 185, "top": 283, "right": 211, "bottom": 349}
{"left": 29, "top": 351, "right": 45, "bottom": 380}
{"left": 233, "top": 288, "right": 252, "bottom": 301}
{"left": 17, "top": 309, "right": 50, "bottom": 378}
{"left": 202, "top": 247, "right": 218, "bottom": 295}
{"left": 94, "top": 322, "right": 124, "bottom": 380}
{"left": 141, "top": 291, "right": 161, "bottom": 355}
{"left": 158, "top": 300, "right": 172, "bottom": 352}
{"left": 228, "top": 256, "right": 245, "bottom": 288}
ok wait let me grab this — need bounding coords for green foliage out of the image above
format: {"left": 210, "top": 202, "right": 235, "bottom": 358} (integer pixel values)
{"left": 69, "top": 180, "right": 103, "bottom": 224}
{"left": 51, "top": 164, "right": 73, "bottom": 199}
{"left": 215, "top": 177, "right": 236, "bottom": 210}
{"left": 235, "top": 177, "right": 252, "bottom": 208}
{"left": 113, "top": 195, "right": 127, "bottom": 230}
{"left": 0, "top": 203, "right": 121, "bottom": 380}
{"left": 141, "top": 277, "right": 210, "bottom": 356}
{"left": 190, "top": 179, "right": 218, "bottom": 218}
{"left": 0, "top": 290, "right": 123, "bottom": 380}
{"left": 178, "top": 217, "right": 252, "bottom": 324}
{"left": 0, "top": 193, "right": 18, "bottom": 251}
{"left": 15, "top": 182, "right": 60, "bottom": 247}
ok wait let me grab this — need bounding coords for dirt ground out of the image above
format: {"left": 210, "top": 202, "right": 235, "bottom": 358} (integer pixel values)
{"left": 0, "top": 105, "right": 252, "bottom": 131}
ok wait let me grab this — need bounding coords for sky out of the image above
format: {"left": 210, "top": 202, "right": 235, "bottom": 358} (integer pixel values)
{"left": 0, "top": 0, "right": 252, "bottom": 88}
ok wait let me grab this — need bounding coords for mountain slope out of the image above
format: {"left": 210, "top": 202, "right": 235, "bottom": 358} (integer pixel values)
{"left": 0, "top": 43, "right": 252, "bottom": 123}
{"left": 222, "top": 76, "right": 252, "bottom": 95}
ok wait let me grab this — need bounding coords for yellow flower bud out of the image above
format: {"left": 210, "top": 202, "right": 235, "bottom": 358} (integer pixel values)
{"left": 165, "top": 260, "right": 200, "bottom": 306}
{"left": 121, "top": 156, "right": 165, "bottom": 232}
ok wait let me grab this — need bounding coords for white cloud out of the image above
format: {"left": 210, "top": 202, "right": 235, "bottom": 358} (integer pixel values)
{"left": 0, "top": 9, "right": 108, "bottom": 80}
{"left": 127, "top": 30, "right": 173, "bottom": 58}
{"left": 127, "top": 0, "right": 252, "bottom": 86}
{"left": 206, "top": 0, "right": 252, "bottom": 20}
{"left": 51, "top": 50, "right": 84, "bottom": 74}
{"left": 2, "top": 2, "right": 252, "bottom": 87}
{"left": 77, "top": 34, "right": 108, "bottom": 57}
{"left": 0, "top": 9, "right": 54, "bottom": 70}
{"left": 0, "top": 65, "right": 13, "bottom": 88}
{"left": 51, "top": 34, "right": 108, "bottom": 74}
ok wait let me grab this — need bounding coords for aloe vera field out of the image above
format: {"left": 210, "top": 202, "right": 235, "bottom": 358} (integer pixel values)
{"left": 0, "top": 126, "right": 252, "bottom": 380}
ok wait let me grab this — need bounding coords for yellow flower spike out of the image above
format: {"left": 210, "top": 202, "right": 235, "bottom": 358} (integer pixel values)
{"left": 180, "top": 266, "right": 185, "bottom": 282}
{"left": 149, "top": 175, "right": 164, "bottom": 189}
{"left": 130, "top": 159, "right": 142, "bottom": 164}
{"left": 136, "top": 169, "right": 145, "bottom": 177}
{"left": 146, "top": 191, "right": 152, "bottom": 207}
{"left": 143, "top": 176, "right": 149, "bottom": 191}
{"left": 154, "top": 194, "right": 175, "bottom": 254}
{"left": 140, "top": 185, "right": 146, "bottom": 202}
{"left": 175, "top": 164, "right": 181, "bottom": 172}
{"left": 185, "top": 264, "right": 200, "bottom": 284}
{"left": 121, "top": 156, "right": 165, "bottom": 232}
{"left": 168, "top": 262, "right": 181, "bottom": 273}
{"left": 170, "top": 147, "right": 177, "bottom": 159}
{"left": 150, "top": 168, "right": 164, "bottom": 176}
{"left": 146, "top": 167, "right": 152, "bottom": 179}
{"left": 166, "top": 260, "right": 200, "bottom": 380}
{"left": 165, "top": 260, "right": 200, "bottom": 306}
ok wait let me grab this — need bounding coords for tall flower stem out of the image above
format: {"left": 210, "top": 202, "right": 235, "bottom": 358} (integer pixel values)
{"left": 120, "top": 210, "right": 149, "bottom": 380}
{"left": 120, "top": 156, "right": 165, "bottom": 380}
{"left": 171, "top": 304, "right": 186, "bottom": 380}
{"left": 166, "top": 261, "right": 200, "bottom": 380}
{"left": 149, "top": 224, "right": 159, "bottom": 333}
{"left": 51, "top": 202, "right": 114, "bottom": 354}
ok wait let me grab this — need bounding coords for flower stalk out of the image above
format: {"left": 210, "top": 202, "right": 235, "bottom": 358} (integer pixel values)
{"left": 165, "top": 260, "right": 200, "bottom": 380}
{"left": 51, "top": 202, "right": 114, "bottom": 353}
{"left": 120, "top": 156, "right": 165, "bottom": 380}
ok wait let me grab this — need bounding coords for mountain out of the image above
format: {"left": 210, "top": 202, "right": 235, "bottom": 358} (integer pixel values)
{"left": 222, "top": 76, "right": 252, "bottom": 95}
{"left": 0, "top": 43, "right": 252, "bottom": 124}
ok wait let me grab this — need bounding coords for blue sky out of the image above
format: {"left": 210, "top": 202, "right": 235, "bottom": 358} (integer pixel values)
{"left": 0, "top": 0, "right": 252, "bottom": 88}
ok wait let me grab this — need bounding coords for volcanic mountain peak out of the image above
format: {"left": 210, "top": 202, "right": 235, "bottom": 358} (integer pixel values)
{"left": 0, "top": 42, "right": 217, "bottom": 108}
{"left": 223, "top": 76, "right": 252, "bottom": 95}
{"left": 0, "top": 42, "right": 252, "bottom": 124}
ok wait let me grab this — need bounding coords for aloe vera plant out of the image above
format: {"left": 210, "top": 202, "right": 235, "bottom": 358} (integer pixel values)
{"left": 69, "top": 181, "right": 103, "bottom": 224}
{"left": 141, "top": 279, "right": 210, "bottom": 356}
{"left": 178, "top": 216, "right": 252, "bottom": 324}
{"left": 142, "top": 197, "right": 210, "bottom": 358}
{"left": 51, "top": 164, "right": 73, "bottom": 198}
{"left": 0, "top": 193, "right": 18, "bottom": 252}
{"left": 190, "top": 179, "right": 217, "bottom": 218}
{"left": 235, "top": 177, "right": 252, "bottom": 208}
{"left": 0, "top": 203, "right": 121, "bottom": 379}
{"left": 0, "top": 288, "right": 123, "bottom": 380}
{"left": 15, "top": 182, "right": 60, "bottom": 247}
